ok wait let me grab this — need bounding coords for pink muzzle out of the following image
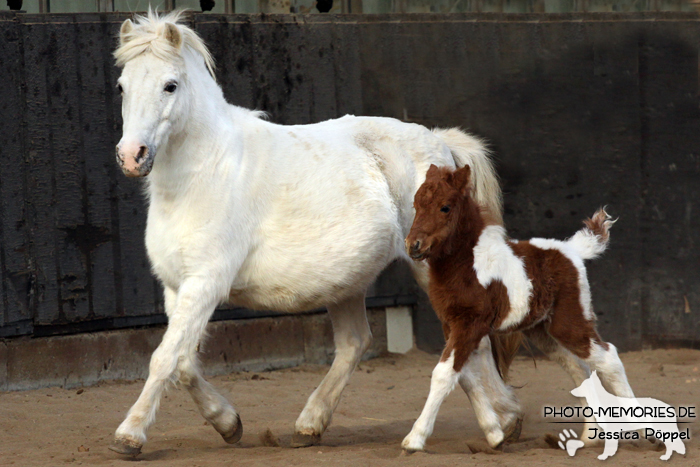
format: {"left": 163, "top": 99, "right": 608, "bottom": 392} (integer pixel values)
{"left": 116, "top": 142, "right": 152, "bottom": 177}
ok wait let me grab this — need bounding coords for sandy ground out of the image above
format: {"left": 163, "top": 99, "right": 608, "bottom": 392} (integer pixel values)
{"left": 0, "top": 348, "right": 698, "bottom": 466}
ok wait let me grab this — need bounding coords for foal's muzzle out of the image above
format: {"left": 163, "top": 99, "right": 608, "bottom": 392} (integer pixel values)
{"left": 406, "top": 239, "right": 429, "bottom": 261}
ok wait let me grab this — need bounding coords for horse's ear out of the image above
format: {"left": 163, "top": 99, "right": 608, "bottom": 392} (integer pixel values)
{"left": 163, "top": 22, "right": 183, "bottom": 50}
{"left": 453, "top": 165, "right": 472, "bottom": 195}
{"left": 119, "top": 19, "right": 134, "bottom": 46}
{"left": 426, "top": 164, "right": 439, "bottom": 179}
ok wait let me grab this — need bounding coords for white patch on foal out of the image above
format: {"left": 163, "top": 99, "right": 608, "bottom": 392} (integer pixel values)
{"left": 472, "top": 225, "right": 533, "bottom": 331}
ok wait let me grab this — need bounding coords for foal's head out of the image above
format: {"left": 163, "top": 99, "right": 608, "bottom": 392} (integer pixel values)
{"left": 405, "top": 164, "right": 474, "bottom": 260}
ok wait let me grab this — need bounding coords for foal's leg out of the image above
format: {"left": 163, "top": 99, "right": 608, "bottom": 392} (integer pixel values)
{"left": 292, "top": 293, "right": 371, "bottom": 447}
{"left": 525, "top": 325, "right": 599, "bottom": 444}
{"left": 163, "top": 289, "right": 242, "bottom": 444}
{"left": 402, "top": 323, "right": 489, "bottom": 452}
{"left": 401, "top": 348, "right": 461, "bottom": 452}
{"left": 546, "top": 291, "right": 635, "bottom": 401}
{"left": 409, "top": 261, "right": 522, "bottom": 446}
{"left": 458, "top": 335, "right": 523, "bottom": 448}
{"left": 585, "top": 341, "right": 635, "bottom": 399}
{"left": 110, "top": 280, "right": 224, "bottom": 456}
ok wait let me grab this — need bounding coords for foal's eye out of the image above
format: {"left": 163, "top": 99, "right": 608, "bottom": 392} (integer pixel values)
{"left": 440, "top": 205, "right": 451, "bottom": 213}
{"left": 164, "top": 82, "right": 178, "bottom": 93}
{"left": 116, "top": 83, "right": 123, "bottom": 94}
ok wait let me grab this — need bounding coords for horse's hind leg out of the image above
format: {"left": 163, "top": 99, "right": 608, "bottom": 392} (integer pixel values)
{"left": 292, "top": 293, "right": 371, "bottom": 447}
{"left": 110, "top": 280, "right": 224, "bottom": 456}
{"left": 409, "top": 261, "right": 522, "bottom": 447}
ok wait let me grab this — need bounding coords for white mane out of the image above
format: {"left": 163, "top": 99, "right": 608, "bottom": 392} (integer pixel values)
{"left": 114, "top": 9, "right": 216, "bottom": 79}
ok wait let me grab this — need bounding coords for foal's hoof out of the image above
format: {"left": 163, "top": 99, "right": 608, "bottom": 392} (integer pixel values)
{"left": 222, "top": 416, "right": 244, "bottom": 444}
{"left": 290, "top": 432, "right": 321, "bottom": 448}
{"left": 108, "top": 438, "right": 142, "bottom": 457}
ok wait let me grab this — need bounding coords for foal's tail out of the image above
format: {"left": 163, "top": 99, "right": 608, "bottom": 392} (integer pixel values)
{"left": 433, "top": 128, "right": 521, "bottom": 380}
{"left": 432, "top": 128, "right": 503, "bottom": 225}
{"left": 568, "top": 208, "right": 616, "bottom": 260}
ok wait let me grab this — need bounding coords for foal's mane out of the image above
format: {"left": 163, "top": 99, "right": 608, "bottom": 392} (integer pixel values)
{"left": 114, "top": 9, "right": 216, "bottom": 79}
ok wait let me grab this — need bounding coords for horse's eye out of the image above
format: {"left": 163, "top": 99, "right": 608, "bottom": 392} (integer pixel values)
{"left": 117, "top": 83, "right": 123, "bottom": 94}
{"left": 440, "top": 205, "right": 450, "bottom": 213}
{"left": 164, "top": 82, "right": 177, "bottom": 93}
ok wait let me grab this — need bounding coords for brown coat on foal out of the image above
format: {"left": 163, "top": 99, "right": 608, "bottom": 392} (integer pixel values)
{"left": 401, "top": 164, "right": 636, "bottom": 453}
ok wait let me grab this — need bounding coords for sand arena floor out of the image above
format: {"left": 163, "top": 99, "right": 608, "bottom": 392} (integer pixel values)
{"left": 1, "top": 348, "right": 698, "bottom": 466}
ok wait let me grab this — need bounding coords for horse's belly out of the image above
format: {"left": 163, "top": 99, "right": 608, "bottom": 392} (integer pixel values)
{"left": 228, "top": 223, "right": 399, "bottom": 312}
{"left": 227, "top": 266, "right": 364, "bottom": 312}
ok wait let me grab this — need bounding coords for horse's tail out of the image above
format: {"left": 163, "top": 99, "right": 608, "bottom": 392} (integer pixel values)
{"left": 433, "top": 128, "right": 520, "bottom": 381}
{"left": 567, "top": 208, "right": 616, "bottom": 260}
{"left": 432, "top": 128, "right": 503, "bottom": 225}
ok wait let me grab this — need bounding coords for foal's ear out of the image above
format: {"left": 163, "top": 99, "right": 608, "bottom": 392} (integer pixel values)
{"left": 453, "top": 165, "right": 472, "bottom": 195}
{"left": 119, "top": 19, "right": 134, "bottom": 46}
{"left": 426, "top": 164, "right": 440, "bottom": 179}
{"left": 162, "top": 22, "right": 183, "bottom": 50}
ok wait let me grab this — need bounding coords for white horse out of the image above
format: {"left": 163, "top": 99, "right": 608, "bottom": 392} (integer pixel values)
{"left": 109, "top": 10, "right": 522, "bottom": 456}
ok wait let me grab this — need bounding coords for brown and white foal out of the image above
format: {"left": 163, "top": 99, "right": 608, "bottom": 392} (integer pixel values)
{"left": 402, "top": 164, "right": 635, "bottom": 452}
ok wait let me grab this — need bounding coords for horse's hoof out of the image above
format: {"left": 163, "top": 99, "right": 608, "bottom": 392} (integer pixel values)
{"left": 108, "top": 438, "right": 142, "bottom": 457}
{"left": 401, "top": 447, "right": 423, "bottom": 456}
{"left": 290, "top": 432, "right": 321, "bottom": 448}
{"left": 503, "top": 416, "right": 523, "bottom": 444}
{"left": 222, "top": 416, "right": 243, "bottom": 444}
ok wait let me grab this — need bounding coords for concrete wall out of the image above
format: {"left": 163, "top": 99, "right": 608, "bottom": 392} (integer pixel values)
{"left": 0, "top": 12, "right": 698, "bottom": 362}
{"left": 0, "top": 307, "right": 388, "bottom": 391}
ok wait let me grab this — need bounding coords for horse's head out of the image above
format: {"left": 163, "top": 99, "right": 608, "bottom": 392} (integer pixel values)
{"left": 405, "top": 164, "right": 472, "bottom": 261}
{"left": 113, "top": 10, "right": 215, "bottom": 177}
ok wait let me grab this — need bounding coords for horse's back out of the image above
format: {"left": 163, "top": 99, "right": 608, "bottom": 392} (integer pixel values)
{"left": 229, "top": 116, "right": 453, "bottom": 311}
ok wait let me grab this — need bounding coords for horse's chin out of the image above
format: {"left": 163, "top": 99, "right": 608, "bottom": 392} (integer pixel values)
{"left": 121, "top": 158, "right": 155, "bottom": 177}
{"left": 122, "top": 167, "right": 152, "bottom": 178}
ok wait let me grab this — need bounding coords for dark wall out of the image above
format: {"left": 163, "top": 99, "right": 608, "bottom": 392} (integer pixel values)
{"left": 0, "top": 12, "right": 698, "bottom": 351}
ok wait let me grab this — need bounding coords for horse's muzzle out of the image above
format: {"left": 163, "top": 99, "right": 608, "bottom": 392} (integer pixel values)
{"left": 116, "top": 143, "right": 154, "bottom": 177}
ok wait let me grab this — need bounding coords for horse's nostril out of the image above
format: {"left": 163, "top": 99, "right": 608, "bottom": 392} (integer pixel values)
{"left": 136, "top": 145, "right": 148, "bottom": 162}
{"left": 413, "top": 241, "right": 421, "bottom": 252}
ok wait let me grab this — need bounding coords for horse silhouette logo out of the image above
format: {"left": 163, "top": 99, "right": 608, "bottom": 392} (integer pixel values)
{"left": 564, "top": 371, "right": 686, "bottom": 460}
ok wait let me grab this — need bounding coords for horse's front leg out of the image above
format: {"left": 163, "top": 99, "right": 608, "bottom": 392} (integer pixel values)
{"left": 110, "top": 279, "right": 223, "bottom": 456}
{"left": 292, "top": 293, "right": 371, "bottom": 447}
{"left": 161, "top": 287, "right": 242, "bottom": 445}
